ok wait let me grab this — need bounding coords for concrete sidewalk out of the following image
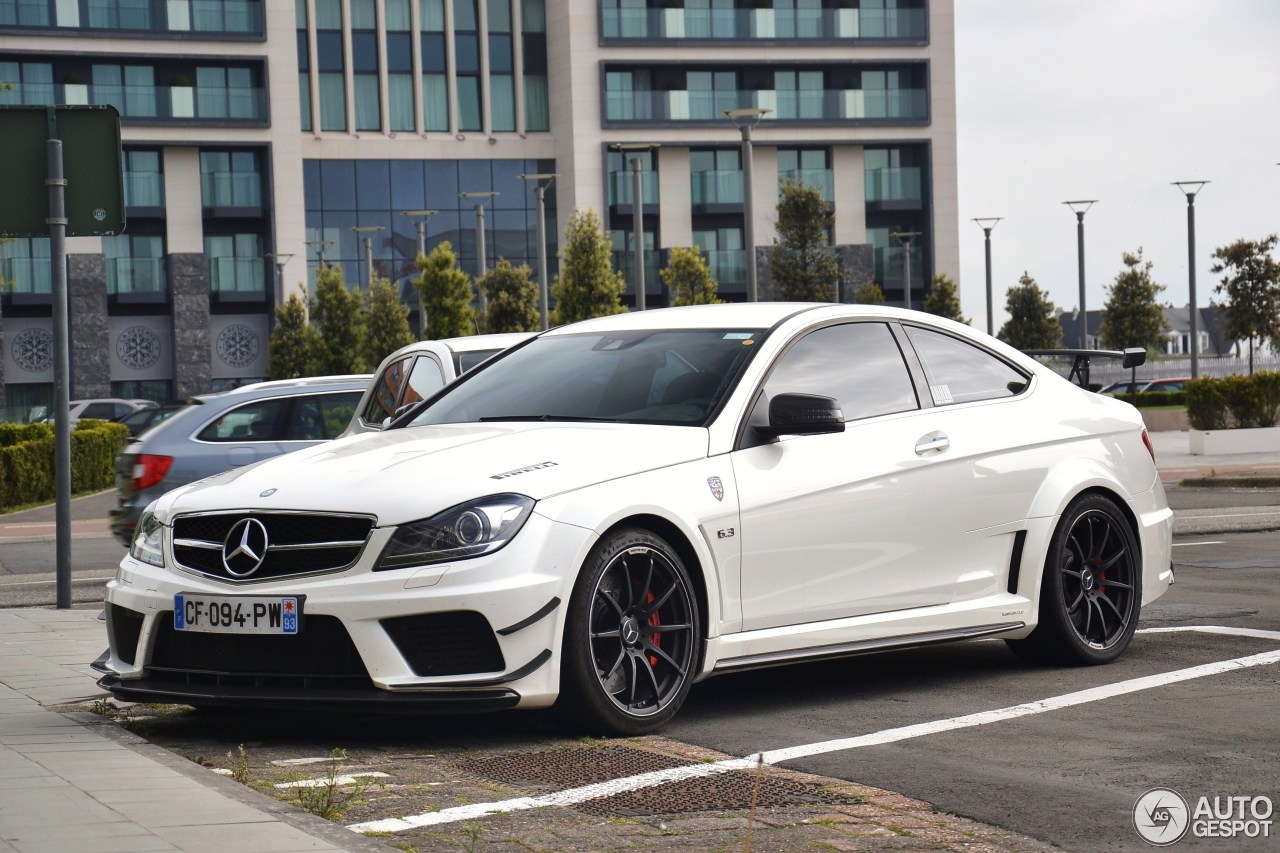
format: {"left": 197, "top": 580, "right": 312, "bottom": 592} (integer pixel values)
{"left": 0, "top": 608, "right": 390, "bottom": 853}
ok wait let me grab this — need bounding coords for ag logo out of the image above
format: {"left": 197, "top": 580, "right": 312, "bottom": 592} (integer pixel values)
{"left": 707, "top": 476, "right": 724, "bottom": 502}
{"left": 1133, "top": 787, "right": 1190, "bottom": 846}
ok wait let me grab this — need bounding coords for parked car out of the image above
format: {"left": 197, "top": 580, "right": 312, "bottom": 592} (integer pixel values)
{"left": 50, "top": 397, "right": 155, "bottom": 426}
{"left": 1097, "top": 380, "right": 1146, "bottom": 396}
{"left": 113, "top": 403, "right": 188, "bottom": 437}
{"left": 1098, "top": 377, "right": 1190, "bottom": 397}
{"left": 343, "top": 332, "right": 536, "bottom": 436}
{"left": 1138, "top": 377, "right": 1191, "bottom": 394}
{"left": 97, "top": 304, "right": 1173, "bottom": 735}
{"left": 107, "top": 375, "right": 369, "bottom": 547}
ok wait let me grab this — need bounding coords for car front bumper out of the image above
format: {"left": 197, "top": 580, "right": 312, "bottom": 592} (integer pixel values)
{"left": 97, "top": 510, "right": 592, "bottom": 711}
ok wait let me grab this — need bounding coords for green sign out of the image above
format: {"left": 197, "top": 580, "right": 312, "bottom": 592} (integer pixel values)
{"left": 0, "top": 105, "right": 125, "bottom": 237}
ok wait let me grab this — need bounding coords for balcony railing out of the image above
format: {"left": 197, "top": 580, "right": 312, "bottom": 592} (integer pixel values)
{"left": 208, "top": 257, "right": 266, "bottom": 294}
{"left": 607, "top": 171, "right": 660, "bottom": 207}
{"left": 602, "top": 6, "right": 926, "bottom": 41}
{"left": 0, "top": 0, "right": 264, "bottom": 34}
{"left": 606, "top": 87, "right": 926, "bottom": 123}
{"left": 874, "top": 243, "right": 924, "bottom": 285}
{"left": 865, "top": 167, "right": 922, "bottom": 204}
{"left": 610, "top": 252, "right": 662, "bottom": 297}
{"left": 201, "top": 171, "right": 263, "bottom": 209}
{"left": 107, "top": 258, "right": 167, "bottom": 296}
{"left": 691, "top": 170, "right": 744, "bottom": 206}
{"left": 779, "top": 168, "right": 833, "bottom": 201}
{"left": 124, "top": 173, "right": 165, "bottom": 208}
{"left": 702, "top": 249, "right": 745, "bottom": 286}
{"left": 0, "top": 258, "right": 51, "bottom": 295}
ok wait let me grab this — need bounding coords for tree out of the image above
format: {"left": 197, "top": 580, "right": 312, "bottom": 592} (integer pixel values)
{"left": 661, "top": 245, "right": 721, "bottom": 306}
{"left": 1210, "top": 235, "right": 1280, "bottom": 374}
{"left": 551, "top": 209, "right": 627, "bottom": 324}
{"left": 414, "top": 240, "right": 476, "bottom": 340}
{"left": 479, "top": 258, "right": 540, "bottom": 332}
{"left": 309, "top": 264, "right": 364, "bottom": 375}
{"left": 267, "top": 289, "right": 321, "bottom": 379}
{"left": 922, "top": 273, "right": 968, "bottom": 324}
{"left": 769, "top": 179, "right": 839, "bottom": 302}
{"left": 852, "top": 280, "right": 885, "bottom": 305}
{"left": 1098, "top": 248, "right": 1168, "bottom": 353}
{"left": 361, "top": 274, "right": 414, "bottom": 370}
{"left": 998, "top": 272, "right": 1062, "bottom": 350}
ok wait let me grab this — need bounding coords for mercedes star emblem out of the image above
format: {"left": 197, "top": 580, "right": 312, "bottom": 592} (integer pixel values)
{"left": 222, "top": 517, "right": 269, "bottom": 577}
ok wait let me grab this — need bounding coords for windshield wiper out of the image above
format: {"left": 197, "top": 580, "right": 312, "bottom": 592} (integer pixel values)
{"left": 478, "top": 414, "right": 619, "bottom": 423}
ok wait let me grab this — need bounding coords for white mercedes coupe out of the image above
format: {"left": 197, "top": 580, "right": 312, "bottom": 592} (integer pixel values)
{"left": 98, "top": 303, "right": 1174, "bottom": 734}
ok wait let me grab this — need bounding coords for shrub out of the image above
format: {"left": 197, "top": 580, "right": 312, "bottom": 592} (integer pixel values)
{"left": 1115, "top": 391, "right": 1186, "bottom": 408}
{"left": 1184, "top": 372, "right": 1280, "bottom": 431}
{"left": 0, "top": 420, "right": 128, "bottom": 510}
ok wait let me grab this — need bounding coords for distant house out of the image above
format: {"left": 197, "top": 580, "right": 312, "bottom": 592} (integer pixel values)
{"left": 1056, "top": 306, "right": 1239, "bottom": 355}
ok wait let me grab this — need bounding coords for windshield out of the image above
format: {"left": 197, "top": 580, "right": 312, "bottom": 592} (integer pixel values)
{"left": 409, "top": 328, "right": 765, "bottom": 427}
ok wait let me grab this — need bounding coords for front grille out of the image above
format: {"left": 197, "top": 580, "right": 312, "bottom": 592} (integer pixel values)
{"left": 106, "top": 602, "right": 145, "bottom": 665}
{"left": 171, "top": 512, "right": 375, "bottom": 582}
{"left": 149, "top": 613, "right": 372, "bottom": 690}
{"left": 381, "top": 611, "right": 506, "bottom": 677}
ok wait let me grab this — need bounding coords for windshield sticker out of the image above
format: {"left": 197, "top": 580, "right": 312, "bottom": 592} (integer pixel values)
{"left": 723, "top": 333, "right": 754, "bottom": 340}
{"left": 490, "top": 461, "right": 558, "bottom": 480}
{"left": 931, "top": 385, "right": 954, "bottom": 404}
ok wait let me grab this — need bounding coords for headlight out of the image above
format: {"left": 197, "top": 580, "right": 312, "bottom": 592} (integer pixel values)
{"left": 129, "top": 507, "right": 165, "bottom": 567}
{"left": 375, "top": 494, "right": 534, "bottom": 571}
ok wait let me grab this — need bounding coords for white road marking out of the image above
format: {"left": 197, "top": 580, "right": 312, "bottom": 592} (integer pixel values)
{"left": 346, "top": 625, "right": 1280, "bottom": 834}
{"left": 276, "top": 772, "right": 389, "bottom": 789}
{"left": 0, "top": 576, "right": 113, "bottom": 588}
{"left": 1170, "top": 540, "right": 1224, "bottom": 547}
{"left": 1181, "top": 511, "right": 1280, "bottom": 520}
{"left": 272, "top": 756, "right": 347, "bottom": 767}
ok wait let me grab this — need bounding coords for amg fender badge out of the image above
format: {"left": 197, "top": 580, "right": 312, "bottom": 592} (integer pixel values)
{"left": 490, "top": 461, "right": 558, "bottom": 480}
{"left": 708, "top": 476, "right": 724, "bottom": 501}
{"left": 259, "top": 488, "right": 277, "bottom": 497}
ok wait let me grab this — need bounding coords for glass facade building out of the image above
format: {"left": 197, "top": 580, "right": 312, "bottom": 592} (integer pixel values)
{"left": 0, "top": 0, "right": 956, "bottom": 410}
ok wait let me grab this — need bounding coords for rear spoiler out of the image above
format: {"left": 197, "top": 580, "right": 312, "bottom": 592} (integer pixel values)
{"left": 1022, "top": 347, "right": 1146, "bottom": 390}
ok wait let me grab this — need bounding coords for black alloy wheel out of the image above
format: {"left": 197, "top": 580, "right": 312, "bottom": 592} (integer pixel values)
{"left": 558, "top": 529, "right": 699, "bottom": 735}
{"left": 1008, "top": 494, "right": 1142, "bottom": 666}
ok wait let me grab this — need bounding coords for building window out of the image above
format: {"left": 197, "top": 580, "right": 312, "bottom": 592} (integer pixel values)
{"left": 297, "top": 1, "right": 312, "bottom": 131}
{"left": 91, "top": 63, "right": 157, "bottom": 117}
{"left": 777, "top": 148, "right": 832, "bottom": 201}
{"left": 692, "top": 227, "right": 743, "bottom": 286}
{"left": 87, "top": 0, "right": 150, "bottom": 29}
{"left": 205, "top": 233, "right": 265, "bottom": 295}
{"left": 600, "top": 0, "right": 926, "bottom": 42}
{"left": 0, "top": 60, "right": 53, "bottom": 105}
{"left": 488, "top": 0, "right": 515, "bottom": 132}
{"left": 454, "top": 0, "right": 482, "bottom": 132}
{"left": 606, "top": 150, "right": 658, "bottom": 207}
{"left": 316, "top": 0, "right": 346, "bottom": 131}
{"left": 422, "top": 0, "right": 449, "bottom": 131}
{"left": 386, "top": 0, "right": 415, "bottom": 131}
{"left": 351, "top": 0, "right": 381, "bottom": 131}
{"left": 103, "top": 234, "right": 167, "bottom": 296}
{"left": 0, "top": 237, "right": 51, "bottom": 296}
{"left": 123, "top": 149, "right": 164, "bottom": 208}
{"left": 522, "top": 0, "right": 548, "bottom": 130}
{"left": 690, "top": 148, "right": 742, "bottom": 206}
{"left": 864, "top": 145, "right": 923, "bottom": 204}
{"left": 200, "top": 150, "right": 263, "bottom": 209}
{"left": 0, "top": 1, "right": 51, "bottom": 26}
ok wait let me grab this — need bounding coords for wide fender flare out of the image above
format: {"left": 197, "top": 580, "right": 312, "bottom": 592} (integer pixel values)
{"left": 1025, "top": 455, "right": 1136, "bottom": 522}
{"left": 535, "top": 481, "right": 726, "bottom": 641}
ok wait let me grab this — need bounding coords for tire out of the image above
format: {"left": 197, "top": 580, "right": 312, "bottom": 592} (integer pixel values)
{"left": 556, "top": 528, "right": 701, "bottom": 736}
{"left": 1007, "top": 494, "right": 1142, "bottom": 666}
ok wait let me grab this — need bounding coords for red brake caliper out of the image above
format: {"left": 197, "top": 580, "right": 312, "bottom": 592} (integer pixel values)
{"left": 645, "top": 590, "right": 661, "bottom": 666}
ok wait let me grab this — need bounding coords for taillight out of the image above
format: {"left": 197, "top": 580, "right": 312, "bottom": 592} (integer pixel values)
{"left": 1141, "top": 428, "right": 1155, "bottom": 462}
{"left": 131, "top": 454, "right": 173, "bottom": 491}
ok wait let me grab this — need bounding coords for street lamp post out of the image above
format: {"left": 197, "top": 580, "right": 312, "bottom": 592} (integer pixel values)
{"left": 305, "top": 238, "right": 334, "bottom": 268}
{"left": 263, "top": 252, "right": 294, "bottom": 306}
{"left": 1172, "top": 181, "right": 1209, "bottom": 378}
{"left": 722, "top": 107, "right": 772, "bottom": 302}
{"left": 611, "top": 144, "right": 659, "bottom": 312}
{"left": 400, "top": 209, "right": 438, "bottom": 259}
{"left": 972, "top": 218, "right": 1002, "bottom": 335}
{"left": 519, "top": 172, "right": 557, "bottom": 330}
{"left": 891, "top": 231, "right": 921, "bottom": 310}
{"left": 1063, "top": 200, "right": 1097, "bottom": 349}
{"left": 460, "top": 191, "right": 498, "bottom": 277}
{"left": 351, "top": 226, "right": 384, "bottom": 289}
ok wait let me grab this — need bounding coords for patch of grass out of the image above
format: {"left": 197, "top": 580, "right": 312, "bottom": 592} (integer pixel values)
{"left": 461, "top": 822, "right": 484, "bottom": 852}
{"left": 226, "top": 744, "right": 252, "bottom": 785}
{"left": 286, "top": 748, "right": 377, "bottom": 821}
{"left": 89, "top": 698, "right": 112, "bottom": 715}
{"left": 885, "top": 824, "right": 917, "bottom": 837}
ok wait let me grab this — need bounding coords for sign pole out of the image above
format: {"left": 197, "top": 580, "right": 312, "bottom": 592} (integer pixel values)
{"left": 46, "top": 118, "right": 73, "bottom": 609}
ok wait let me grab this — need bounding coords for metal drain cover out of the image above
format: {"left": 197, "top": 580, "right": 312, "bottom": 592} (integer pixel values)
{"left": 458, "top": 744, "right": 862, "bottom": 816}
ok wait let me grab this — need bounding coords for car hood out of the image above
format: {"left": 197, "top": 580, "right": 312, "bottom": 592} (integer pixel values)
{"left": 156, "top": 422, "right": 709, "bottom": 526}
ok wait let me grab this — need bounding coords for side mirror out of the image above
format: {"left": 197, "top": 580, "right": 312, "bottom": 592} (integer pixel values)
{"left": 759, "top": 393, "right": 845, "bottom": 438}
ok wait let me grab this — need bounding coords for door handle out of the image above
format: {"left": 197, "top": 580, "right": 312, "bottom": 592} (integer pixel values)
{"left": 914, "top": 431, "right": 950, "bottom": 455}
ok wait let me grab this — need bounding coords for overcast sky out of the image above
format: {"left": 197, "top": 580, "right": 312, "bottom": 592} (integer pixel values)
{"left": 954, "top": 0, "right": 1280, "bottom": 333}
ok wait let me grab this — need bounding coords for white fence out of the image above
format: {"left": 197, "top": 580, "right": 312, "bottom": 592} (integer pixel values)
{"left": 1042, "top": 354, "right": 1280, "bottom": 387}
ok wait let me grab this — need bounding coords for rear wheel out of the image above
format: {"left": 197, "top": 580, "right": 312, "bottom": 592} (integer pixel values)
{"left": 556, "top": 529, "right": 700, "bottom": 735}
{"left": 1007, "top": 494, "right": 1142, "bottom": 666}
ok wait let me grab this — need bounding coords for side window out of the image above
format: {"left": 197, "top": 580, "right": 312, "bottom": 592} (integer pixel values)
{"left": 401, "top": 355, "right": 446, "bottom": 407}
{"left": 760, "top": 323, "right": 918, "bottom": 422}
{"left": 316, "top": 391, "right": 362, "bottom": 438}
{"left": 904, "top": 326, "right": 1029, "bottom": 405}
{"left": 285, "top": 399, "right": 326, "bottom": 441}
{"left": 197, "top": 398, "right": 291, "bottom": 442}
{"left": 83, "top": 403, "right": 117, "bottom": 419}
{"left": 362, "top": 356, "right": 411, "bottom": 424}
{"left": 455, "top": 348, "right": 500, "bottom": 374}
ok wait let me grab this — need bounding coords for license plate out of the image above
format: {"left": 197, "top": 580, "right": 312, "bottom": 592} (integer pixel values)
{"left": 174, "top": 593, "right": 302, "bottom": 634}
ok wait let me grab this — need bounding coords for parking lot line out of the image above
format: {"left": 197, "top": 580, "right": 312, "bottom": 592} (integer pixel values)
{"left": 346, "top": 625, "right": 1280, "bottom": 834}
{"left": 1171, "top": 540, "right": 1225, "bottom": 547}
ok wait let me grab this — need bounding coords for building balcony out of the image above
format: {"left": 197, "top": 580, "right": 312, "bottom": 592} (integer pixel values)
{"left": 604, "top": 87, "right": 927, "bottom": 125}
{"left": 0, "top": 257, "right": 51, "bottom": 298}
{"left": 601, "top": 4, "right": 926, "bottom": 43}
{"left": 201, "top": 172, "right": 264, "bottom": 212}
{"left": 0, "top": 0, "right": 264, "bottom": 36}
{"left": 607, "top": 171, "right": 660, "bottom": 208}
{"left": 866, "top": 166, "right": 922, "bottom": 207}
{"left": 107, "top": 258, "right": 168, "bottom": 302}
{"left": 208, "top": 257, "right": 267, "bottom": 301}
{"left": 780, "top": 168, "right": 833, "bottom": 201}
{"left": 691, "top": 170, "right": 744, "bottom": 206}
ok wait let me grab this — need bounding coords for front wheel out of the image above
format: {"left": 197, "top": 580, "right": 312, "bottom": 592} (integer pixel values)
{"left": 1007, "top": 494, "right": 1142, "bottom": 666}
{"left": 556, "top": 529, "right": 700, "bottom": 735}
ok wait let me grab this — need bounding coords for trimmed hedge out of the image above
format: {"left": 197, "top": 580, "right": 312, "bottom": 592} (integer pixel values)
{"left": 1115, "top": 391, "right": 1187, "bottom": 408}
{"left": 0, "top": 419, "right": 130, "bottom": 510}
{"left": 1185, "top": 371, "right": 1280, "bottom": 431}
